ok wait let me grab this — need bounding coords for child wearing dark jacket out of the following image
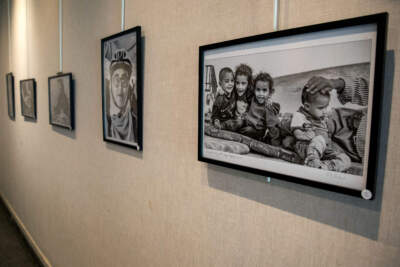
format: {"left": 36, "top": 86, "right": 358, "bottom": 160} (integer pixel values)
{"left": 239, "top": 72, "right": 280, "bottom": 145}
{"left": 220, "top": 64, "right": 253, "bottom": 131}
{"left": 211, "top": 67, "right": 235, "bottom": 128}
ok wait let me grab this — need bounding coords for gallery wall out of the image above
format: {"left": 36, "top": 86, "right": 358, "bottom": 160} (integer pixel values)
{"left": 0, "top": 0, "right": 399, "bottom": 266}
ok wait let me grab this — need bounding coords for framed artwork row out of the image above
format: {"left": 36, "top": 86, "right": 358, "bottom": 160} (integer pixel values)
{"left": 6, "top": 72, "right": 74, "bottom": 129}
{"left": 198, "top": 13, "right": 388, "bottom": 199}
{"left": 4, "top": 26, "right": 144, "bottom": 147}
{"left": 4, "top": 13, "right": 389, "bottom": 199}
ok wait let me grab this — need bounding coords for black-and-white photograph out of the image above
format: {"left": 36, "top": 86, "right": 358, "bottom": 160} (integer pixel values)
{"left": 20, "top": 79, "right": 36, "bottom": 119}
{"left": 48, "top": 73, "right": 74, "bottom": 130}
{"left": 101, "top": 26, "right": 142, "bottom": 150}
{"left": 198, "top": 14, "right": 387, "bottom": 197}
{"left": 6, "top": 72, "right": 15, "bottom": 120}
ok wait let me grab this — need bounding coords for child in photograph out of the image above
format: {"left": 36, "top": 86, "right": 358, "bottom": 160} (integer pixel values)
{"left": 221, "top": 64, "right": 253, "bottom": 131}
{"left": 211, "top": 67, "right": 235, "bottom": 129}
{"left": 234, "top": 63, "right": 253, "bottom": 116}
{"left": 290, "top": 87, "right": 351, "bottom": 171}
{"left": 305, "top": 75, "right": 369, "bottom": 163}
{"left": 239, "top": 72, "right": 280, "bottom": 144}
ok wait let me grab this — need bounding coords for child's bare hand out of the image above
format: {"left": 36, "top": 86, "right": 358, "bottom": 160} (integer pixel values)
{"left": 305, "top": 76, "right": 334, "bottom": 94}
{"left": 214, "top": 119, "right": 222, "bottom": 129}
{"left": 294, "top": 129, "right": 315, "bottom": 141}
{"left": 216, "top": 87, "right": 225, "bottom": 96}
{"left": 266, "top": 98, "right": 272, "bottom": 107}
{"left": 305, "top": 76, "right": 345, "bottom": 95}
{"left": 236, "top": 101, "right": 248, "bottom": 115}
{"left": 263, "top": 129, "right": 269, "bottom": 139}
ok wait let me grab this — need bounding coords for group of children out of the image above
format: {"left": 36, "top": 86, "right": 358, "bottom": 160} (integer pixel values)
{"left": 210, "top": 64, "right": 351, "bottom": 172}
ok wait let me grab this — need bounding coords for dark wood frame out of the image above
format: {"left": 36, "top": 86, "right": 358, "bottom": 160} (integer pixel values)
{"left": 198, "top": 13, "right": 388, "bottom": 199}
{"left": 101, "top": 26, "right": 143, "bottom": 150}
{"left": 48, "top": 73, "right": 74, "bottom": 130}
{"left": 20, "top": 78, "right": 37, "bottom": 119}
{"left": 6, "top": 72, "right": 15, "bottom": 120}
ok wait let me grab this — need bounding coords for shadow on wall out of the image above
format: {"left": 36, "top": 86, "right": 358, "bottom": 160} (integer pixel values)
{"left": 52, "top": 126, "right": 76, "bottom": 139}
{"left": 207, "top": 51, "right": 395, "bottom": 241}
{"left": 105, "top": 142, "right": 143, "bottom": 159}
{"left": 23, "top": 116, "right": 36, "bottom": 123}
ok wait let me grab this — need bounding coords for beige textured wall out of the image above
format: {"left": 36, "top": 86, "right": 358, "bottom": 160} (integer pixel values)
{"left": 1, "top": 0, "right": 400, "bottom": 266}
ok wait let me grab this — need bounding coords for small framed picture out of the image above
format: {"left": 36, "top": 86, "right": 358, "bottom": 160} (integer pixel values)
{"left": 48, "top": 73, "right": 74, "bottom": 130}
{"left": 20, "top": 78, "right": 37, "bottom": 119}
{"left": 6, "top": 72, "right": 15, "bottom": 119}
{"left": 101, "top": 26, "right": 143, "bottom": 150}
{"left": 198, "top": 13, "right": 387, "bottom": 199}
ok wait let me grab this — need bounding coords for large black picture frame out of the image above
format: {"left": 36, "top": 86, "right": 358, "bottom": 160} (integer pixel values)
{"left": 101, "top": 26, "right": 143, "bottom": 151}
{"left": 198, "top": 13, "right": 388, "bottom": 199}
{"left": 6, "top": 72, "right": 15, "bottom": 120}
{"left": 48, "top": 73, "right": 74, "bottom": 130}
{"left": 20, "top": 78, "right": 37, "bottom": 120}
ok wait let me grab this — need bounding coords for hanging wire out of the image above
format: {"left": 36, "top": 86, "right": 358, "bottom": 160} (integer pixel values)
{"left": 8, "top": 0, "right": 12, "bottom": 71}
{"left": 26, "top": 0, "right": 29, "bottom": 77}
{"left": 273, "top": 0, "right": 279, "bottom": 31}
{"left": 121, "top": 0, "right": 125, "bottom": 31}
{"left": 59, "top": 0, "right": 63, "bottom": 73}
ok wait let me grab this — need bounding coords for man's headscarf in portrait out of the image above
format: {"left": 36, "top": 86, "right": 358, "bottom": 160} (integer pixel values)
{"left": 110, "top": 49, "right": 132, "bottom": 78}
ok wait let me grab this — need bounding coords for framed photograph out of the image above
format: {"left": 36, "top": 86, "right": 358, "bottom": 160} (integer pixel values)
{"left": 20, "top": 79, "right": 37, "bottom": 119}
{"left": 48, "top": 73, "right": 74, "bottom": 130}
{"left": 198, "top": 13, "right": 388, "bottom": 199}
{"left": 101, "top": 26, "right": 143, "bottom": 150}
{"left": 6, "top": 72, "right": 15, "bottom": 119}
